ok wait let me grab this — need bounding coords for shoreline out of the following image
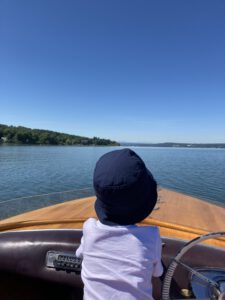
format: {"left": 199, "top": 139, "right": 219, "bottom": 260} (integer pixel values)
{"left": 1, "top": 144, "right": 225, "bottom": 149}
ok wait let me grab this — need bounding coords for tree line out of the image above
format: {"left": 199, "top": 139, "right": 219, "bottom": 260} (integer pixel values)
{"left": 0, "top": 124, "right": 119, "bottom": 146}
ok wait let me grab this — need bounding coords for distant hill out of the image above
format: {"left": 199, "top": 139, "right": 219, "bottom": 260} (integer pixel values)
{"left": 121, "top": 142, "right": 225, "bottom": 148}
{"left": 0, "top": 124, "right": 119, "bottom": 146}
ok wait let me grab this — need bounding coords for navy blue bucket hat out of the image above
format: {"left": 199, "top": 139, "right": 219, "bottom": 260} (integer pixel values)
{"left": 93, "top": 148, "right": 157, "bottom": 226}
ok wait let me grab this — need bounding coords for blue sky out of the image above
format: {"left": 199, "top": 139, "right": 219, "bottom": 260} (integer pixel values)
{"left": 1, "top": 0, "right": 225, "bottom": 143}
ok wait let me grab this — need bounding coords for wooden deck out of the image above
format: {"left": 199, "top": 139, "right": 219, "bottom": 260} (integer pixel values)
{"left": 0, "top": 188, "right": 225, "bottom": 248}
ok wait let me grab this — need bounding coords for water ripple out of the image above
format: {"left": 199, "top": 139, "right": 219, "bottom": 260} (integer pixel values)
{"left": 0, "top": 146, "right": 225, "bottom": 218}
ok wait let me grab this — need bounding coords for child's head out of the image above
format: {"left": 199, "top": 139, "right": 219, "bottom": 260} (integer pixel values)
{"left": 93, "top": 148, "right": 157, "bottom": 226}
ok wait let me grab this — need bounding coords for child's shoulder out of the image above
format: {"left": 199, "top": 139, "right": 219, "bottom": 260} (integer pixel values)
{"left": 135, "top": 225, "right": 160, "bottom": 239}
{"left": 83, "top": 217, "right": 98, "bottom": 230}
{"left": 133, "top": 226, "right": 161, "bottom": 248}
{"left": 135, "top": 225, "right": 159, "bottom": 232}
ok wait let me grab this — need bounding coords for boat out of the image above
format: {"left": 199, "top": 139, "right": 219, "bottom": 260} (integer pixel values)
{"left": 0, "top": 188, "right": 224, "bottom": 300}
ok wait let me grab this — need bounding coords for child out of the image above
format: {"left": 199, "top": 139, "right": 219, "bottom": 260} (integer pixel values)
{"left": 76, "top": 148, "right": 163, "bottom": 300}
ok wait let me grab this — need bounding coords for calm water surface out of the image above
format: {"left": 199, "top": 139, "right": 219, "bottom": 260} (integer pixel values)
{"left": 0, "top": 146, "right": 225, "bottom": 219}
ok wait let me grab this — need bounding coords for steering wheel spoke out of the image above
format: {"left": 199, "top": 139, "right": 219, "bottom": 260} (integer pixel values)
{"left": 174, "top": 259, "right": 220, "bottom": 289}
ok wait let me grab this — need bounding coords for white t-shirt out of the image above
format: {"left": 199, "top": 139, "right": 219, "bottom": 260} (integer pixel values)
{"left": 76, "top": 218, "right": 163, "bottom": 300}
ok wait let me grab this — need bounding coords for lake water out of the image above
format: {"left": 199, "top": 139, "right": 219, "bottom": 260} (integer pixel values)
{"left": 0, "top": 146, "right": 225, "bottom": 219}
